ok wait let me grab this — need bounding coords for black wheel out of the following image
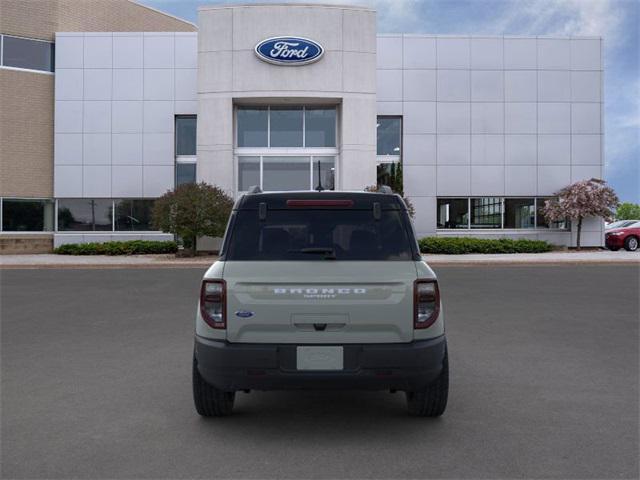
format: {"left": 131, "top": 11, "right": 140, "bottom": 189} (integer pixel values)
{"left": 406, "top": 348, "right": 449, "bottom": 417}
{"left": 193, "top": 358, "right": 235, "bottom": 417}
{"left": 624, "top": 236, "right": 639, "bottom": 252}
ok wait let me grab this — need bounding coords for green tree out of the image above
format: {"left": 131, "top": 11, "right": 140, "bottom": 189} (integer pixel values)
{"left": 152, "top": 182, "right": 233, "bottom": 256}
{"left": 615, "top": 202, "right": 640, "bottom": 220}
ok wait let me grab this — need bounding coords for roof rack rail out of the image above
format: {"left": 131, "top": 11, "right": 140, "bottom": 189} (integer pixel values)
{"left": 377, "top": 185, "right": 393, "bottom": 194}
{"left": 247, "top": 185, "right": 262, "bottom": 194}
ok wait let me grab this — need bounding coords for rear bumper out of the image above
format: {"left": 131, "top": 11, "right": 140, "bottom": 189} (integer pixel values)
{"left": 194, "top": 335, "right": 447, "bottom": 392}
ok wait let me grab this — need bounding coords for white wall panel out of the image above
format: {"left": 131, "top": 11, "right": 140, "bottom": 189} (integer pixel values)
{"left": 505, "top": 103, "right": 536, "bottom": 134}
{"left": 437, "top": 165, "right": 470, "bottom": 195}
{"left": 538, "top": 135, "right": 570, "bottom": 165}
{"left": 505, "top": 135, "right": 537, "bottom": 165}
{"left": 437, "top": 70, "right": 470, "bottom": 101}
{"left": 571, "top": 39, "right": 601, "bottom": 70}
{"left": 377, "top": 36, "right": 403, "bottom": 69}
{"left": 83, "top": 133, "right": 111, "bottom": 165}
{"left": 437, "top": 135, "right": 470, "bottom": 164}
{"left": 470, "top": 38, "right": 503, "bottom": 69}
{"left": 113, "top": 35, "right": 143, "bottom": 68}
{"left": 144, "top": 69, "right": 174, "bottom": 100}
{"left": 537, "top": 39, "right": 570, "bottom": 69}
{"left": 571, "top": 103, "right": 601, "bottom": 134}
{"left": 538, "top": 165, "right": 571, "bottom": 195}
{"left": 143, "top": 166, "right": 174, "bottom": 197}
{"left": 143, "top": 35, "right": 174, "bottom": 68}
{"left": 83, "top": 69, "right": 112, "bottom": 101}
{"left": 84, "top": 36, "right": 112, "bottom": 69}
{"left": 505, "top": 71, "right": 536, "bottom": 102}
{"left": 471, "top": 165, "right": 504, "bottom": 195}
{"left": 471, "top": 135, "right": 504, "bottom": 165}
{"left": 538, "top": 103, "right": 570, "bottom": 134}
{"left": 504, "top": 38, "right": 536, "bottom": 69}
{"left": 403, "top": 70, "right": 436, "bottom": 101}
{"left": 55, "top": 134, "right": 83, "bottom": 165}
{"left": 471, "top": 103, "right": 503, "bottom": 134}
{"left": 571, "top": 71, "right": 601, "bottom": 102}
{"left": 83, "top": 101, "right": 111, "bottom": 133}
{"left": 112, "top": 165, "right": 143, "bottom": 197}
{"left": 403, "top": 134, "right": 436, "bottom": 165}
{"left": 437, "top": 103, "right": 470, "bottom": 134}
{"left": 143, "top": 133, "right": 174, "bottom": 165}
{"left": 538, "top": 71, "right": 571, "bottom": 102}
{"left": 402, "top": 36, "right": 436, "bottom": 69}
{"left": 436, "top": 38, "right": 470, "bottom": 69}
{"left": 471, "top": 71, "right": 503, "bottom": 101}
{"left": 56, "top": 69, "right": 83, "bottom": 100}
{"left": 55, "top": 35, "right": 84, "bottom": 68}
{"left": 112, "top": 69, "right": 143, "bottom": 100}
{"left": 83, "top": 165, "right": 111, "bottom": 197}
{"left": 571, "top": 135, "right": 601, "bottom": 165}
{"left": 112, "top": 134, "right": 143, "bottom": 165}
{"left": 112, "top": 101, "right": 143, "bottom": 133}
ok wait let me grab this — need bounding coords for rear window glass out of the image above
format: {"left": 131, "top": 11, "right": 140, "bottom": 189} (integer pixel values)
{"left": 225, "top": 209, "right": 415, "bottom": 261}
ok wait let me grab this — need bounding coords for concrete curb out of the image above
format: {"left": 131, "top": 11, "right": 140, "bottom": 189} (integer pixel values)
{"left": 1, "top": 253, "right": 639, "bottom": 269}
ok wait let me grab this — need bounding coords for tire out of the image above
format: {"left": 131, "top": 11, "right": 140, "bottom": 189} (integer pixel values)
{"left": 624, "top": 236, "right": 639, "bottom": 252}
{"left": 193, "top": 358, "right": 235, "bottom": 417}
{"left": 406, "top": 348, "right": 449, "bottom": 417}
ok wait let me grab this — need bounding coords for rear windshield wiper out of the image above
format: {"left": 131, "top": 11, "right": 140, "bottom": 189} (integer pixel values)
{"left": 288, "top": 247, "right": 337, "bottom": 260}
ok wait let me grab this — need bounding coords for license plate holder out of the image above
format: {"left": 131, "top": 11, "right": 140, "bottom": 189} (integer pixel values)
{"left": 296, "top": 346, "right": 343, "bottom": 371}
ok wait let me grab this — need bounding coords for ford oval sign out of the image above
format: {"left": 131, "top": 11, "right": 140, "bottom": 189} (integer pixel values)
{"left": 255, "top": 37, "right": 324, "bottom": 66}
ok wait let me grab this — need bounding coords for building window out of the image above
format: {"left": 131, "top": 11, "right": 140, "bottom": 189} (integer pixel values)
{"left": 176, "top": 163, "right": 196, "bottom": 187}
{"left": 437, "top": 198, "right": 469, "bottom": 229}
{"left": 1, "top": 35, "right": 54, "bottom": 73}
{"left": 237, "top": 107, "right": 268, "bottom": 147}
{"left": 235, "top": 106, "right": 337, "bottom": 192}
{"left": 114, "top": 199, "right": 155, "bottom": 231}
{"left": 471, "top": 197, "right": 502, "bottom": 229}
{"left": 536, "top": 198, "right": 569, "bottom": 229}
{"left": 57, "top": 199, "right": 112, "bottom": 231}
{"left": 376, "top": 116, "right": 402, "bottom": 191}
{"left": 305, "top": 107, "right": 337, "bottom": 147}
{"left": 377, "top": 117, "right": 401, "bottom": 157}
{"left": 236, "top": 106, "right": 337, "bottom": 148}
{"left": 175, "top": 115, "right": 196, "bottom": 186}
{"left": 175, "top": 115, "right": 196, "bottom": 156}
{"left": 504, "top": 198, "right": 535, "bottom": 229}
{"left": 238, "top": 156, "right": 335, "bottom": 192}
{"left": 1, "top": 198, "right": 54, "bottom": 231}
{"left": 436, "top": 197, "right": 569, "bottom": 230}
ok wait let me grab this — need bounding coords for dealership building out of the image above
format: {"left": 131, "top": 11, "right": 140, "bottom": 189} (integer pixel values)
{"left": 0, "top": 1, "right": 605, "bottom": 252}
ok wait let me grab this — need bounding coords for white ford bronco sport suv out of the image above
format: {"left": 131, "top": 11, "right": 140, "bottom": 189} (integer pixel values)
{"left": 193, "top": 189, "right": 448, "bottom": 417}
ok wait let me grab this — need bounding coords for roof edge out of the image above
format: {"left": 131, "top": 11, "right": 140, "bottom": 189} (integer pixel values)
{"left": 129, "top": 0, "right": 198, "bottom": 30}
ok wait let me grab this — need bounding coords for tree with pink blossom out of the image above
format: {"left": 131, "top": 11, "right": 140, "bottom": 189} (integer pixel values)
{"left": 543, "top": 178, "right": 619, "bottom": 250}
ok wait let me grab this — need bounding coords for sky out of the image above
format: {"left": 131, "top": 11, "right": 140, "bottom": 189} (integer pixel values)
{"left": 141, "top": 0, "right": 639, "bottom": 203}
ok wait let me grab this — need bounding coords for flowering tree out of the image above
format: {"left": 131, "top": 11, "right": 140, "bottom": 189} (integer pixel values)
{"left": 543, "top": 178, "right": 619, "bottom": 250}
{"left": 152, "top": 182, "right": 233, "bottom": 256}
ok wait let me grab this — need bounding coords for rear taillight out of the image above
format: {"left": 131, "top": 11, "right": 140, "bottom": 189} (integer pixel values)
{"left": 414, "top": 279, "right": 440, "bottom": 329}
{"left": 200, "top": 279, "right": 226, "bottom": 329}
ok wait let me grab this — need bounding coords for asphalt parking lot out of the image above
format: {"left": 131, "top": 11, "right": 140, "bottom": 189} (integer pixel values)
{"left": 1, "top": 265, "right": 638, "bottom": 479}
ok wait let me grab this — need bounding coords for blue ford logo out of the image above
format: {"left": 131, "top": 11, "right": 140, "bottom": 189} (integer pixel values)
{"left": 235, "top": 310, "right": 254, "bottom": 318}
{"left": 255, "top": 36, "right": 324, "bottom": 66}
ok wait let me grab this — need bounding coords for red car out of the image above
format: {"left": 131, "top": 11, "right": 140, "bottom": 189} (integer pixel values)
{"left": 605, "top": 222, "right": 640, "bottom": 251}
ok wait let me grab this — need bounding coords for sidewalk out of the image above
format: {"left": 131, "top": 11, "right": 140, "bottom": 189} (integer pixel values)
{"left": 1, "top": 250, "right": 639, "bottom": 268}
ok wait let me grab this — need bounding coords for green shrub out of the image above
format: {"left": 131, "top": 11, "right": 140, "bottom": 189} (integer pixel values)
{"left": 418, "top": 237, "right": 553, "bottom": 254}
{"left": 54, "top": 240, "right": 178, "bottom": 256}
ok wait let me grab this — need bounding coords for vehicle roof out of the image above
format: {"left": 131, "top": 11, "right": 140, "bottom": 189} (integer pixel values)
{"left": 234, "top": 190, "right": 405, "bottom": 210}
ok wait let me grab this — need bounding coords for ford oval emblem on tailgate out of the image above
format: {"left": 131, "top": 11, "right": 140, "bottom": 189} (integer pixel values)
{"left": 235, "top": 310, "right": 254, "bottom": 318}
